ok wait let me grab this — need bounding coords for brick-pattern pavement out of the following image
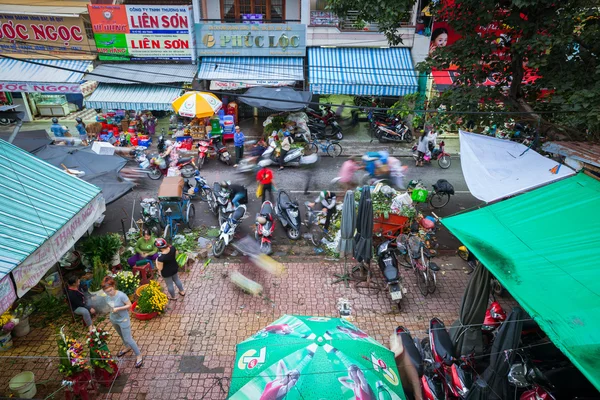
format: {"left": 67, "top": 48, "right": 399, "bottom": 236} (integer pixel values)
{"left": 0, "top": 256, "right": 516, "bottom": 399}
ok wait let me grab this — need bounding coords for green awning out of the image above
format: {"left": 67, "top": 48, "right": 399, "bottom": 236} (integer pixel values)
{"left": 443, "top": 173, "right": 600, "bottom": 391}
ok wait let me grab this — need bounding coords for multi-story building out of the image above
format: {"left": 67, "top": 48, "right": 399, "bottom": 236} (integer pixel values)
{"left": 195, "top": 0, "right": 429, "bottom": 110}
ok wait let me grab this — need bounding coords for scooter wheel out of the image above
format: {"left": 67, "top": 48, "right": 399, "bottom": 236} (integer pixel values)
{"left": 148, "top": 168, "right": 162, "bottom": 180}
{"left": 286, "top": 227, "right": 300, "bottom": 240}
{"left": 213, "top": 238, "right": 225, "bottom": 258}
{"left": 378, "top": 135, "right": 387, "bottom": 143}
{"left": 335, "top": 131, "right": 343, "bottom": 140}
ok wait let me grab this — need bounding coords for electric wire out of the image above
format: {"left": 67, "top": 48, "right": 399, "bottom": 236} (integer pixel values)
{"left": 0, "top": 54, "right": 578, "bottom": 115}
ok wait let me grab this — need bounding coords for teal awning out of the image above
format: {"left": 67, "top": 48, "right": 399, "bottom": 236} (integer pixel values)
{"left": 308, "top": 47, "right": 419, "bottom": 96}
{"left": 443, "top": 173, "right": 600, "bottom": 391}
{"left": 0, "top": 139, "right": 102, "bottom": 280}
{"left": 85, "top": 83, "right": 183, "bottom": 111}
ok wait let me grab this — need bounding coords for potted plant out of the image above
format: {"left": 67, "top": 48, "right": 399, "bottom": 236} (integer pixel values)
{"left": 88, "top": 256, "right": 108, "bottom": 294}
{"left": 0, "top": 311, "right": 17, "bottom": 351}
{"left": 114, "top": 271, "right": 140, "bottom": 302}
{"left": 132, "top": 281, "right": 168, "bottom": 320}
{"left": 79, "top": 234, "right": 123, "bottom": 268}
{"left": 12, "top": 302, "right": 34, "bottom": 337}
{"left": 87, "top": 328, "right": 118, "bottom": 387}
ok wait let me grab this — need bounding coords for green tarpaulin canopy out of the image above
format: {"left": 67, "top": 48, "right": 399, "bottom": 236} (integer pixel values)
{"left": 443, "top": 173, "right": 600, "bottom": 391}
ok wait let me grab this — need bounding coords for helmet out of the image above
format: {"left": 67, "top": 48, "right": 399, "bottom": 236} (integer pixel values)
{"left": 154, "top": 238, "right": 168, "bottom": 249}
{"left": 165, "top": 140, "right": 173, "bottom": 146}
{"left": 52, "top": 117, "right": 58, "bottom": 123}
{"left": 284, "top": 130, "right": 291, "bottom": 137}
{"left": 75, "top": 117, "right": 82, "bottom": 123}
{"left": 257, "top": 216, "right": 267, "bottom": 225}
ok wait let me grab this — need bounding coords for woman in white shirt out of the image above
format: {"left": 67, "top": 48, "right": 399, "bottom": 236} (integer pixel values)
{"left": 416, "top": 130, "right": 438, "bottom": 167}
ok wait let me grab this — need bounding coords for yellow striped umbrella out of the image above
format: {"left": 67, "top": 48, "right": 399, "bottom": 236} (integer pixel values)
{"left": 172, "top": 91, "right": 222, "bottom": 118}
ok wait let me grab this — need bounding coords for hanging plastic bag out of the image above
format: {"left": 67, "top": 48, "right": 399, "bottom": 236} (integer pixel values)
{"left": 256, "top": 183, "right": 263, "bottom": 199}
{"left": 411, "top": 188, "right": 428, "bottom": 203}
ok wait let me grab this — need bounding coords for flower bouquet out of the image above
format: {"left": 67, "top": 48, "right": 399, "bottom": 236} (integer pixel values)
{"left": 0, "top": 311, "right": 18, "bottom": 351}
{"left": 58, "top": 326, "right": 92, "bottom": 397}
{"left": 87, "top": 328, "right": 118, "bottom": 387}
{"left": 132, "top": 281, "right": 168, "bottom": 320}
{"left": 114, "top": 271, "right": 141, "bottom": 300}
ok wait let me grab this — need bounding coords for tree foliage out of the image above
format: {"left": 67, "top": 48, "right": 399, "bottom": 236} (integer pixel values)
{"left": 327, "top": 0, "right": 600, "bottom": 136}
{"left": 327, "top": 0, "right": 416, "bottom": 45}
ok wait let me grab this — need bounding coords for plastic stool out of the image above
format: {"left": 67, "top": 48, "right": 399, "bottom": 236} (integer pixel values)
{"left": 133, "top": 263, "right": 152, "bottom": 286}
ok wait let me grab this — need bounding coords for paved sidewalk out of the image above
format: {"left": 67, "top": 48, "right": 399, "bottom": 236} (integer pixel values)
{"left": 0, "top": 256, "right": 515, "bottom": 399}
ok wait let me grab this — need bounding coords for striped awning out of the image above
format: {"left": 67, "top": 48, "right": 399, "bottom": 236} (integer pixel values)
{"left": 84, "top": 63, "right": 197, "bottom": 84}
{"left": 308, "top": 47, "right": 419, "bottom": 97}
{"left": 198, "top": 57, "right": 304, "bottom": 82}
{"left": 0, "top": 139, "right": 102, "bottom": 281}
{"left": 85, "top": 84, "right": 183, "bottom": 111}
{"left": 0, "top": 59, "right": 91, "bottom": 83}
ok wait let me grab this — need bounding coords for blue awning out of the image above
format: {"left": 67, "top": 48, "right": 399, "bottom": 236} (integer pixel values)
{"left": 0, "top": 59, "right": 91, "bottom": 83}
{"left": 198, "top": 57, "right": 304, "bottom": 82}
{"left": 85, "top": 83, "right": 183, "bottom": 111}
{"left": 0, "top": 139, "right": 102, "bottom": 281}
{"left": 308, "top": 47, "right": 419, "bottom": 96}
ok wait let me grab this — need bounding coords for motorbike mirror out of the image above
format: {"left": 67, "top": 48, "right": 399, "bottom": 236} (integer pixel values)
{"left": 508, "top": 363, "right": 529, "bottom": 387}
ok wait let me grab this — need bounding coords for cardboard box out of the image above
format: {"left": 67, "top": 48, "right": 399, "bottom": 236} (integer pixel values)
{"left": 91, "top": 141, "right": 115, "bottom": 155}
{"left": 158, "top": 176, "right": 184, "bottom": 198}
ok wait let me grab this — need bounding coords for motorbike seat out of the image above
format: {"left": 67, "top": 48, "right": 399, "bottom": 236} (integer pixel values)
{"left": 261, "top": 202, "right": 273, "bottom": 215}
{"left": 179, "top": 157, "right": 193, "bottom": 163}
{"left": 396, "top": 328, "right": 424, "bottom": 377}
{"left": 429, "top": 262, "right": 440, "bottom": 272}
{"left": 231, "top": 207, "right": 245, "bottom": 222}
{"left": 278, "top": 191, "right": 293, "bottom": 208}
{"left": 431, "top": 318, "right": 457, "bottom": 366}
{"left": 383, "top": 264, "right": 399, "bottom": 281}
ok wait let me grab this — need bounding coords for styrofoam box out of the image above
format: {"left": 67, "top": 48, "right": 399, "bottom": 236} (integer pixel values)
{"left": 92, "top": 141, "right": 115, "bottom": 155}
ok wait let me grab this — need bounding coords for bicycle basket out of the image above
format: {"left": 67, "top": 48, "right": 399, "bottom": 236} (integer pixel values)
{"left": 408, "top": 236, "right": 423, "bottom": 259}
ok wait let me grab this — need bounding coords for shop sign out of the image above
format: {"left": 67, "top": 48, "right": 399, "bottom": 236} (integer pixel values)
{"left": 0, "top": 82, "right": 82, "bottom": 93}
{"left": 196, "top": 23, "right": 306, "bottom": 57}
{"left": 209, "top": 80, "right": 295, "bottom": 90}
{"left": 87, "top": 4, "right": 196, "bottom": 61}
{"left": 0, "top": 13, "right": 92, "bottom": 58}
{"left": 12, "top": 196, "right": 106, "bottom": 298}
{"left": 0, "top": 275, "right": 17, "bottom": 315}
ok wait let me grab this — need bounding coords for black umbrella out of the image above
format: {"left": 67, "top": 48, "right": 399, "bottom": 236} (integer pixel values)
{"left": 238, "top": 87, "right": 312, "bottom": 111}
{"left": 334, "top": 190, "right": 356, "bottom": 287}
{"left": 449, "top": 262, "right": 491, "bottom": 355}
{"left": 353, "top": 186, "right": 373, "bottom": 264}
{"left": 466, "top": 307, "right": 524, "bottom": 400}
{"left": 33, "top": 145, "right": 134, "bottom": 204}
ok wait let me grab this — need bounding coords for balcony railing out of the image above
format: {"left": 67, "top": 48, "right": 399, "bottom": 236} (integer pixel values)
{"left": 310, "top": 10, "right": 412, "bottom": 32}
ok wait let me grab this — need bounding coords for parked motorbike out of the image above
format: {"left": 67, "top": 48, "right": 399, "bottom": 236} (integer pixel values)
{"left": 157, "top": 134, "right": 167, "bottom": 154}
{"left": 374, "top": 120, "right": 413, "bottom": 143}
{"left": 412, "top": 141, "right": 452, "bottom": 169}
{"left": 213, "top": 205, "right": 246, "bottom": 258}
{"left": 425, "top": 317, "right": 475, "bottom": 399}
{"left": 196, "top": 136, "right": 232, "bottom": 167}
{"left": 275, "top": 190, "right": 302, "bottom": 240}
{"left": 255, "top": 201, "right": 276, "bottom": 255}
{"left": 139, "top": 198, "right": 161, "bottom": 235}
{"left": 147, "top": 155, "right": 196, "bottom": 180}
{"left": 256, "top": 146, "right": 316, "bottom": 169}
{"left": 376, "top": 240, "right": 405, "bottom": 309}
{"left": 207, "top": 181, "right": 234, "bottom": 223}
{"left": 307, "top": 119, "right": 343, "bottom": 140}
{"left": 183, "top": 172, "right": 212, "bottom": 202}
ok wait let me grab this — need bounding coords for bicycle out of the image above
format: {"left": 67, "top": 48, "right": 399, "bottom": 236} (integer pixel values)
{"left": 398, "top": 233, "right": 439, "bottom": 296}
{"left": 304, "top": 202, "right": 336, "bottom": 247}
{"left": 308, "top": 137, "right": 343, "bottom": 158}
{"left": 159, "top": 195, "right": 195, "bottom": 243}
{"left": 407, "top": 179, "right": 453, "bottom": 209}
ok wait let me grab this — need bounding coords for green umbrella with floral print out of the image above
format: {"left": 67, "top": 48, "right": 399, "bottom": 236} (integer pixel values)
{"left": 228, "top": 315, "right": 406, "bottom": 399}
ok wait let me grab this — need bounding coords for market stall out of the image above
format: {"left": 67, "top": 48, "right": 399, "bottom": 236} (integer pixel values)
{"left": 0, "top": 139, "right": 106, "bottom": 314}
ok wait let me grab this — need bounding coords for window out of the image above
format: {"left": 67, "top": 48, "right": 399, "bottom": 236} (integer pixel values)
{"left": 221, "top": 0, "right": 286, "bottom": 23}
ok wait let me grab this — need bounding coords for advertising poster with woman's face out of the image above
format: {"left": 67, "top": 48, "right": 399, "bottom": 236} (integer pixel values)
{"left": 429, "top": 21, "right": 460, "bottom": 55}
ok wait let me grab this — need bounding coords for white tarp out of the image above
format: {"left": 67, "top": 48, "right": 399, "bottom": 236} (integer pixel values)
{"left": 11, "top": 194, "right": 106, "bottom": 298}
{"left": 459, "top": 130, "right": 574, "bottom": 202}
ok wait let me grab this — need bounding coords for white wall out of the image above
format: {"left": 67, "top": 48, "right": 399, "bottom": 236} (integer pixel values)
{"left": 307, "top": 28, "right": 415, "bottom": 48}
{"left": 411, "top": 33, "right": 430, "bottom": 66}
{"left": 205, "top": 0, "right": 221, "bottom": 20}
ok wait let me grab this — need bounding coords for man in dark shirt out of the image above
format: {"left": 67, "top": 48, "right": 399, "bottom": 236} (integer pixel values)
{"left": 66, "top": 276, "right": 95, "bottom": 331}
{"left": 222, "top": 181, "right": 248, "bottom": 208}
